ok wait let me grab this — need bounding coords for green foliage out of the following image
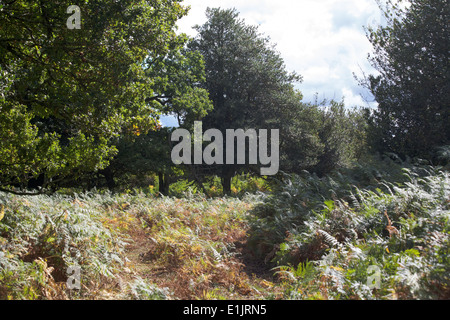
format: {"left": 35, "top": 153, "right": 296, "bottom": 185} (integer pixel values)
{"left": 312, "top": 100, "right": 368, "bottom": 175}
{"left": 188, "top": 8, "right": 312, "bottom": 192}
{"left": 166, "top": 174, "right": 270, "bottom": 198}
{"left": 274, "top": 261, "right": 321, "bottom": 300}
{"left": 361, "top": 0, "right": 449, "bottom": 158}
{"left": 435, "top": 145, "right": 450, "bottom": 168}
{"left": 249, "top": 155, "right": 417, "bottom": 251}
{"left": 163, "top": 173, "right": 267, "bottom": 199}
{"left": 100, "top": 128, "right": 175, "bottom": 192}
{"left": 145, "top": 38, "right": 213, "bottom": 126}
{"left": 1, "top": 161, "right": 447, "bottom": 300}
{"left": 0, "top": 0, "right": 192, "bottom": 191}
{"left": 168, "top": 179, "right": 201, "bottom": 198}
{"left": 184, "top": 8, "right": 370, "bottom": 188}
{"left": 1, "top": 0, "right": 448, "bottom": 301}
{"left": 230, "top": 174, "right": 271, "bottom": 196}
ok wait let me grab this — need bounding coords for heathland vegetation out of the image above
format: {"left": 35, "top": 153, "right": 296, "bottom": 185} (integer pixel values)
{"left": 0, "top": 0, "right": 448, "bottom": 300}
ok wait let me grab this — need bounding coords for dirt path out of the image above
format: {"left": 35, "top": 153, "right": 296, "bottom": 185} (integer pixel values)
{"left": 121, "top": 223, "right": 282, "bottom": 300}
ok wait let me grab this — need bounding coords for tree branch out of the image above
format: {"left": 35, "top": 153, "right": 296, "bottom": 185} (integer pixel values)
{"left": 0, "top": 187, "right": 48, "bottom": 196}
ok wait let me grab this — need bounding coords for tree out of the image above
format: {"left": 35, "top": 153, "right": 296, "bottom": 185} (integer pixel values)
{"left": 78, "top": 36, "right": 213, "bottom": 192}
{"left": 361, "top": 0, "right": 449, "bottom": 159}
{"left": 188, "top": 8, "right": 321, "bottom": 193}
{"left": 0, "top": 0, "right": 208, "bottom": 193}
{"left": 144, "top": 36, "right": 213, "bottom": 127}
{"left": 101, "top": 127, "right": 174, "bottom": 194}
{"left": 313, "top": 100, "right": 368, "bottom": 176}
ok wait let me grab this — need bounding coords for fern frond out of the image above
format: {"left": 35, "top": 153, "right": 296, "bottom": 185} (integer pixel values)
{"left": 317, "top": 230, "right": 341, "bottom": 248}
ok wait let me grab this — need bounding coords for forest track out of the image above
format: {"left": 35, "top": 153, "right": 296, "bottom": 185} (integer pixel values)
{"left": 121, "top": 218, "right": 282, "bottom": 300}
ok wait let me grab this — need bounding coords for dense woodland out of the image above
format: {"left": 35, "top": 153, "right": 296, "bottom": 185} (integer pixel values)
{"left": 0, "top": 0, "right": 448, "bottom": 300}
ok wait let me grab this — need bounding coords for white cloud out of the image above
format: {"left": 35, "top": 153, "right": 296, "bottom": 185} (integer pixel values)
{"left": 177, "top": 0, "right": 382, "bottom": 108}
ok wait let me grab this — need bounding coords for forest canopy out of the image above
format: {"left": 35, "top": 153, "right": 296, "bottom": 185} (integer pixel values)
{"left": 0, "top": 0, "right": 211, "bottom": 193}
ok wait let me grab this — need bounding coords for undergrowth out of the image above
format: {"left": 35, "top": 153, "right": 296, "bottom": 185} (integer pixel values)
{"left": 0, "top": 192, "right": 133, "bottom": 299}
{"left": 126, "top": 193, "right": 269, "bottom": 299}
{"left": 1, "top": 155, "right": 448, "bottom": 300}
{"left": 250, "top": 157, "right": 449, "bottom": 299}
{"left": 0, "top": 191, "right": 267, "bottom": 300}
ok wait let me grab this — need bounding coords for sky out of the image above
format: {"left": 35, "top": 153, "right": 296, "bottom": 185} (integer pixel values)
{"left": 162, "top": 0, "right": 384, "bottom": 127}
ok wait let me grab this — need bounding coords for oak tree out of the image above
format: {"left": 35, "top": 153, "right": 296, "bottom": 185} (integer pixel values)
{"left": 0, "top": 0, "right": 207, "bottom": 192}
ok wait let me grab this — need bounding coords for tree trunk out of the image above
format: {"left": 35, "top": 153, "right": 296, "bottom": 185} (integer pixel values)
{"left": 221, "top": 167, "right": 234, "bottom": 195}
{"left": 101, "top": 167, "right": 116, "bottom": 190}
{"left": 159, "top": 172, "right": 170, "bottom": 195}
{"left": 27, "top": 173, "right": 45, "bottom": 190}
